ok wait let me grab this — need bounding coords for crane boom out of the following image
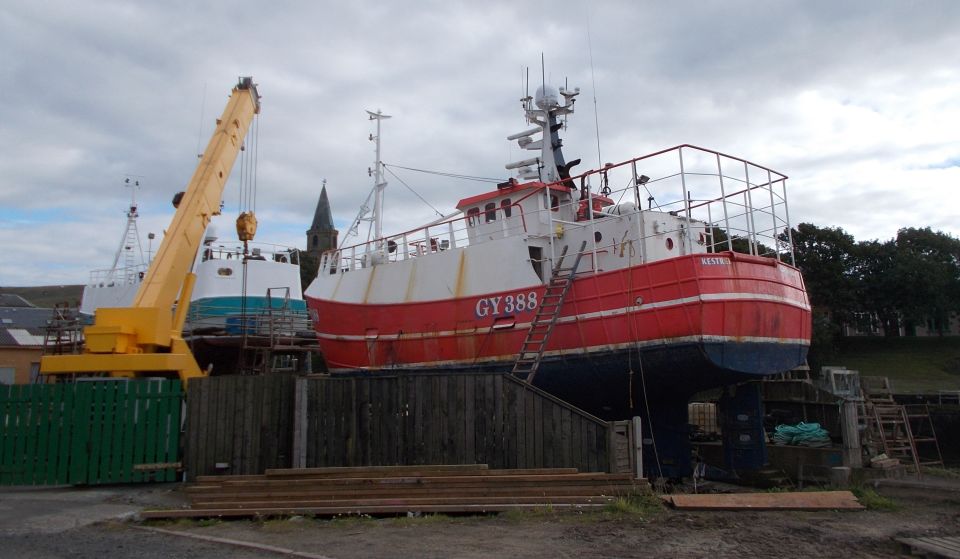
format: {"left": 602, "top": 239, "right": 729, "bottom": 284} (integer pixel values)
{"left": 41, "top": 77, "right": 261, "bottom": 386}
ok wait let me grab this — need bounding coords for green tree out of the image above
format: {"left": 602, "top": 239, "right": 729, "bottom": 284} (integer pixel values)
{"left": 784, "top": 223, "right": 859, "bottom": 367}
{"left": 298, "top": 252, "right": 319, "bottom": 295}
{"left": 788, "top": 223, "right": 859, "bottom": 322}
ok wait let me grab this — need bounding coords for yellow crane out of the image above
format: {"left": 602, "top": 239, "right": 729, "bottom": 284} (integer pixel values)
{"left": 41, "top": 77, "right": 261, "bottom": 386}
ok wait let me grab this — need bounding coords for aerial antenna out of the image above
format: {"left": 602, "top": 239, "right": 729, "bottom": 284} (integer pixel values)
{"left": 586, "top": 10, "right": 603, "bottom": 168}
{"left": 540, "top": 53, "right": 546, "bottom": 92}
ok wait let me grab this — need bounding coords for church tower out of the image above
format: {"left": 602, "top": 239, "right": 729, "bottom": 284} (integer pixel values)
{"left": 306, "top": 181, "right": 338, "bottom": 260}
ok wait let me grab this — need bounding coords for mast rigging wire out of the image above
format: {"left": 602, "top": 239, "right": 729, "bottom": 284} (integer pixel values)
{"left": 383, "top": 163, "right": 504, "bottom": 184}
{"left": 382, "top": 165, "right": 445, "bottom": 219}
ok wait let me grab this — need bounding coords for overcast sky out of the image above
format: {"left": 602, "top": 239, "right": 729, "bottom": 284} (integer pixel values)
{"left": 2, "top": 0, "right": 958, "bottom": 287}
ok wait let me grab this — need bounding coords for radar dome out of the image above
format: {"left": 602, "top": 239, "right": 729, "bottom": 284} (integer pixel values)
{"left": 204, "top": 225, "right": 218, "bottom": 245}
{"left": 535, "top": 85, "right": 560, "bottom": 110}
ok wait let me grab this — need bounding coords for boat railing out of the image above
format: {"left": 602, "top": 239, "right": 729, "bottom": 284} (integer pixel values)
{"left": 320, "top": 144, "right": 794, "bottom": 275}
{"left": 548, "top": 144, "right": 794, "bottom": 264}
{"left": 320, "top": 201, "right": 531, "bottom": 274}
{"left": 200, "top": 242, "right": 300, "bottom": 265}
{"left": 88, "top": 263, "right": 149, "bottom": 287}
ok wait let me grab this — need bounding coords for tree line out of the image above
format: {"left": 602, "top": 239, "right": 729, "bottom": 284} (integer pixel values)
{"left": 783, "top": 224, "right": 960, "bottom": 364}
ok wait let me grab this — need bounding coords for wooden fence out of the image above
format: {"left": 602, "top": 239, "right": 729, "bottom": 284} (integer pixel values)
{"left": 0, "top": 379, "right": 182, "bottom": 485}
{"left": 184, "top": 374, "right": 296, "bottom": 479}
{"left": 185, "top": 372, "right": 617, "bottom": 480}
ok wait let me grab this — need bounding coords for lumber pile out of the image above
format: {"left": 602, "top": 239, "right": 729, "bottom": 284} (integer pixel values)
{"left": 141, "top": 464, "right": 650, "bottom": 519}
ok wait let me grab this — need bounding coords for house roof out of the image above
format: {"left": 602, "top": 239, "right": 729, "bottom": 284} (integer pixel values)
{"left": 0, "top": 307, "right": 54, "bottom": 330}
{"left": 0, "top": 294, "right": 35, "bottom": 308}
{"left": 0, "top": 327, "right": 45, "bottom": 347}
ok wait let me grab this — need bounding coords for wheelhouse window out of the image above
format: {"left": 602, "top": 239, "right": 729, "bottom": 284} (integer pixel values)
{"left": 550, "top": 194, "right": 559, "bottom": 212}
{"left": 485, "top": 202, "right": 497, "bottom": 223}
{"left": 501, "top": 198, "right": 512, "bottom": 218}
{"left": 467, "top": 207, "right": 480, "bottom": 226}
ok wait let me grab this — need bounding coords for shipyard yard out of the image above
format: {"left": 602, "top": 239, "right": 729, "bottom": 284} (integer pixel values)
{"left": 1, "top": 477, "right": 959, "bottom": 559}
{"left": 5, "top": 2, "right": 960, "bottom": 558}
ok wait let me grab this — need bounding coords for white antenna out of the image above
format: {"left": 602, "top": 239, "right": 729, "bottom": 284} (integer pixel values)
{"left": 586, "top": 12, "right": 602, "bottom": 168}
{"left": 366, "top": 109, "right": 391, "bottom": 243}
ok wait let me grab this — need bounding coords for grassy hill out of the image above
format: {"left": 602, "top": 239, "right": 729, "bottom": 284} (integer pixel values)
{"left": 0, "top": 285, "right": 84, "bottom": 309}
{"left": 833, "top": 336, "right": 960, "bottom": 393}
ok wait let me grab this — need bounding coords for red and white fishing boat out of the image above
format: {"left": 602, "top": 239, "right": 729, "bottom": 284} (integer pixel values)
{"left": 305, "top": 84, "right": 811, "bottom": 476}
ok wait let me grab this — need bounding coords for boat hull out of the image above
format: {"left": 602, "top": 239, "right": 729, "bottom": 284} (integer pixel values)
{"left": 307, "top": 251, "right": 809, "bottom": 477}
{"left": 307, "top": 251, "right": 810, "bottom": 381}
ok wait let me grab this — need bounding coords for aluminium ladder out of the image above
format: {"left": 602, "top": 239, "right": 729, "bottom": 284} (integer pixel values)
{"left": 512, "top": 241, "right": 588, "bottom": 383}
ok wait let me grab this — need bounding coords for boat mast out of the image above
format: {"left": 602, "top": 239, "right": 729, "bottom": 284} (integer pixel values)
{"left": 108, "top": 177, "right": 146, "bottom": 284}
{"left": 367, "top": 109, "right": 391, "bottom": 243}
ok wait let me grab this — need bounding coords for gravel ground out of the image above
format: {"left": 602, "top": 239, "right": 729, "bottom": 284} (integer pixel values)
{"left": 1, "top": 479, "right": 958, "bottom": 558}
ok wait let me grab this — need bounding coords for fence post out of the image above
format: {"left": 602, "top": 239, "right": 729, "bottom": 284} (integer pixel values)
{"left": 632, "top": 416, "right": 643, "bottom": 479}
{"left": 292, "top": 377, "right": 308, "bottom": 469}
{"left": 840, "top": 400, "right": 862, "bottom": 468}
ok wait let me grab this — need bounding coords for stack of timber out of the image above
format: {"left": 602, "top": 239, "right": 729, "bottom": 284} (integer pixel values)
{"left": 141, "top": 464, "right": 650, "bottom": 519}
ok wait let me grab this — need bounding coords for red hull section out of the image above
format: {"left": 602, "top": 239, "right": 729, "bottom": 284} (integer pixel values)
{"left": 307, "top": 252, "right": 811, "bottom": 373}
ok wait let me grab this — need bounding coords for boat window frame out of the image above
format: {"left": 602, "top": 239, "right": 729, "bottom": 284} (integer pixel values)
{"left": 484, "top": 202, "right": 497, "bottom": 223}
{"left": 467, "top": 207, "right": 480, "bottom": 227}
{"left": 501, "top": 198, "right": 512, "bottom": 218}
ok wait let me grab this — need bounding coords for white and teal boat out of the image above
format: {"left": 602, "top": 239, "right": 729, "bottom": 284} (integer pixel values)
{"left": 185, "top": 224, "right": 307, "bottom": 336}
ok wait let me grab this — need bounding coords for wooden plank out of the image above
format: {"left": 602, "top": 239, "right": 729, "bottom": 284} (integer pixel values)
{"left": 97, "top": 382, "right": 118, "bottom": 483}
{"left": 230, "top": 378, "right": 246, "bottom": 474}
{"left": 169, "top": 380, "right": 185, "bottom": 482}
{"left": 192, "top": 495, "right": 615, "bottom": 509}
{"left": 189, "top": 485, "right": 645, "bottom": 503}
{"left": 109, "top": 382, "right": 129, "bottom": 483}
{"left": 414, "top": 376, "right": 428, "bottom": 465}
{"left": 144, "top": 381, "right": 164, "bottom": 481}
{"left": 664, "top": 491, "right": 865, "bottom": 511}
{"left": 20, "top": 385, "right": 39, "bottom": 485}
{"left": 35, "top": 384, "right": 54, "bottom": 485}
{"left": 533, "top": 390, "right": 543, "bottom": 469}
{"left": 0, "top": 385, "right": 13, "bottom": 482}
{"left": 121, "top": 381, "right": 140, "bottom": 483}
{"left": 492, "top": 374, "right": 503, "bottom": 469}
{"left": 83, "top": 382, "right": 104, "bottom": 483}
{"left": 204, "top": 472, "right": 636, "bottom": 488}
{"left": 463, "top": 375, "right": 475, "bottom": 464}
{"left": 356, "top": 378, "right": 370, "bottom": 467}
{"left": 503, "top": 378, "right": 517, "bottom": 469}
{"left": 141, "top": 502, "right": 610, "bottom": 519}
{"left": 126, "top": 381, "right": 144, "bottom": 483}
{"left": 263, "top": 464, "right": 495, "bottom": 477}
{"left": 551, "top": 402, "right": 563, "bottom": 468}
{"left": 897, "top": 536, "right": 960, "bottom": 559}
{"left": 69, "top": 382, "right": 91, "bottom": 484}
{"left": 186, "top": 378, "right": 202, "bottom": 481}
{"left": 11, "top": 385, "right": 29, "bottom": 484}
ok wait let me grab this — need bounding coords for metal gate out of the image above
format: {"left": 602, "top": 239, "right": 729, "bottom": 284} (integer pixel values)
{"left": 0, "top": 379, "right": 183, "bottom": 485}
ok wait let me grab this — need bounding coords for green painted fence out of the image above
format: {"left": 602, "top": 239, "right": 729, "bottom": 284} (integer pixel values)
{"left": 0, "top": 379, "right": 183, "bottom": 485}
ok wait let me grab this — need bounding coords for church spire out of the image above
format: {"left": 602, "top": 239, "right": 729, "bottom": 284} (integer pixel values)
{"left": 311, "top": 181, "right": 334, "bottom": 231}
{"left": 306, "top": 180, "right": 338, "bottom": 260}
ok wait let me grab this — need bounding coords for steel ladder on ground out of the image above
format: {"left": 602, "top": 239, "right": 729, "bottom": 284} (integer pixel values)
{"left": 511, "top": 240, "right": 588, "bottom": 383}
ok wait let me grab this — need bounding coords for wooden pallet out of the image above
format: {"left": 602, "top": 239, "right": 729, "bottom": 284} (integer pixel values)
{"left": 143, "top": 465, "right": 649, "bottom": 519}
